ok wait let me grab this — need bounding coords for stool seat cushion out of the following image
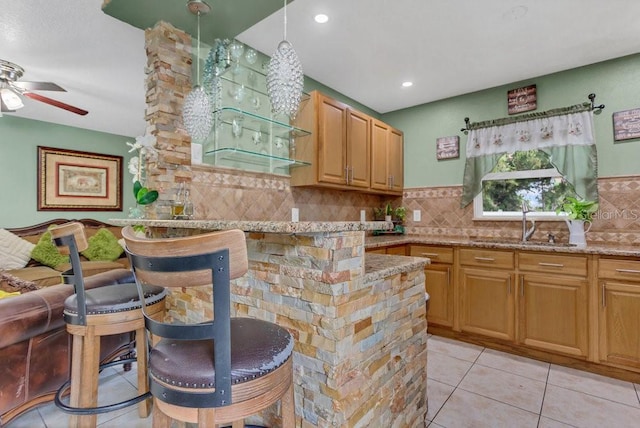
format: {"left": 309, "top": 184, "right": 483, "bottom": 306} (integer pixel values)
{"left": 150, "top": 317, "right": 294, "bottom": 388}
{"left": 64, "top": 283, "right": 166, "bottom": 316}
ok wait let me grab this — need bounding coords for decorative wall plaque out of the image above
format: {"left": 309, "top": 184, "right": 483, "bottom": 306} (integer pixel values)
{"left": 507, "top": 84, "right": 537, "bottom": 115}
{"left": 436, "top": 136, "right": 460, "bottom": 160}
{"left": 612, "top": 108, "right": 640, "bottom": 141}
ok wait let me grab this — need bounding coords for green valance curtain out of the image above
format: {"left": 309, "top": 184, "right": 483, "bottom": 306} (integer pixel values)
{"left": 461, "top": 103, "right": 598, "bottom": 207}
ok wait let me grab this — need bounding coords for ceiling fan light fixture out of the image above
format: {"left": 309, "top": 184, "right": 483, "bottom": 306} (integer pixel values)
{"left": 0, "top": 88, "right": 24, "bottom": 110}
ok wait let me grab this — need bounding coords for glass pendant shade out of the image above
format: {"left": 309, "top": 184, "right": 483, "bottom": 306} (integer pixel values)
{"left": 267, "top": 40, "right": 304, "bottom": 118}
{"left": 183, "top": 85, "right": 213, "bottom": 141}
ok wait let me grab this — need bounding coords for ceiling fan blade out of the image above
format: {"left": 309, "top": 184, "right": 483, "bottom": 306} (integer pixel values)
{"left": 12, "top": 81, "right": 66, "bottom": 92}
{"left": 23, "top": 92, "right": 88, "bottom": 116}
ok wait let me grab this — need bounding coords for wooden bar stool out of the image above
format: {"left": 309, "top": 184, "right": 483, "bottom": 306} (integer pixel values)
{"left": 50, "top": 222, "right": 167, "bottom": 428}
{"left": 122, "top": 226, "right": 295, "bottom": 428}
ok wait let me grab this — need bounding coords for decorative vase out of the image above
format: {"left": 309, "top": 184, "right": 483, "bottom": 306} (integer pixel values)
{"left": 565, "top": 219, "right": 592, "bottom": 247}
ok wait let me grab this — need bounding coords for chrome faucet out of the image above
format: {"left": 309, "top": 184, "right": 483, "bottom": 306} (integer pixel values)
{"left": 521, "top": 201, "right": 536, "bottom": 241}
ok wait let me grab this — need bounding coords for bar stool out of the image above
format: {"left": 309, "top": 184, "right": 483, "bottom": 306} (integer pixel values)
{"left": 122, "top": 226, "right": 295, "bottom": 428}
{"left": 50, "top": 222, "right": 167, "bottom": 428}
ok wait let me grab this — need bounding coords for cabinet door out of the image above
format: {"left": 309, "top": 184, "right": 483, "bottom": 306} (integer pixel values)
{"left": 599, "top": 280, "right": 640, "bottom": 369}
{"left": 370, "top": 119, "right": 389, "bottom": 191}
{"left": 520, "top": 274, "right": 588, "bottom": 357}
{"left": 346, "top": 109, "right": 370, "bottom": 189}
{"left": 317, "top": 94, "right": 347, "bottom": 185}
{"left": 388, "top": 127, "right": 404, "bottom": 192}
{"left": 425, "top": 264, "right": 453, "bottom": 327}
{"left": 460, "top": 267, "right": 515, "bottom": 341}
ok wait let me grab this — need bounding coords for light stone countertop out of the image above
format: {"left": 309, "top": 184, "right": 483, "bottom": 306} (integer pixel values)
{"left": 363, "top": 253, "right": 428, "bottom": 282}
{"left": 365, "top": 234, "right": 640, "bottom": 257}
{"left": 109, "top": 219, "right": 393, "bottom": 234}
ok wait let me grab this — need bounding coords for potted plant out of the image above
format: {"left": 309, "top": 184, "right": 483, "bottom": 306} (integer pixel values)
{"left": 556, "top": 196, "right": 598, "bottom": 247}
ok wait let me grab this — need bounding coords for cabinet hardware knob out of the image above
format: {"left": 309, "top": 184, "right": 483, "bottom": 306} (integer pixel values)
{"left": 615, "top": 268, "right": 640, "bottom": 274}
{"left": 538, "top": 262, "right": 564, "bottom": 268}
{"left": 474, "top": 256, "right": 495, "bottom": 262}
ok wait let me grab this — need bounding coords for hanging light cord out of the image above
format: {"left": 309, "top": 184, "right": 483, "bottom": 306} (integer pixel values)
{"left": 283, "top": 0, "right": 287, "bottom": 41}
{"left": 196, "top": 11, "right": 201, "bottom": 86}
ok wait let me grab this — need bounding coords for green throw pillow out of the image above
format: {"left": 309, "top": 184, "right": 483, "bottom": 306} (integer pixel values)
{"left": 31, "top": 230, "right": 69, "bottom": 268}
{"left": 81, "top": 228, "right": 124, "bottom": 262}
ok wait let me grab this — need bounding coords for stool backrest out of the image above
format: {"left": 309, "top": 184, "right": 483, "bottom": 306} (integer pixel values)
{"left": 50, "top": 222, "right": 89, "bottom": 324}
{"left": 121, "top": 227, "right": 248, "bottom": 288}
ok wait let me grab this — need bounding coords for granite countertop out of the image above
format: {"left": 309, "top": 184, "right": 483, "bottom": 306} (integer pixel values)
{"left": 365, "top": 234, "right": 640, "bottom": 257}
{"left": 363, "top": 253, "right": 428, "bottom": 282}
{"left": 109, "top": 219, "right": 393, "bottom": 234}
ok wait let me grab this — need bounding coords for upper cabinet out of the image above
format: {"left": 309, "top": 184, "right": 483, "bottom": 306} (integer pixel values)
{"left": 371, "top": 119, "right": 404, "bottom": 194}
{"left": 291, "top": 91, "right": 403, "bottom": 195}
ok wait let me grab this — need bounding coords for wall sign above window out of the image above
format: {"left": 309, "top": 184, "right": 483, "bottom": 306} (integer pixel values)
{"left": 612, "top": 108, "right": 640, "bottom": 141}
{"left": 436, "top": 136, "right": 460, "bottom": 160}
{"left": 507, "top": 84, "right": 537, "bottom": 115}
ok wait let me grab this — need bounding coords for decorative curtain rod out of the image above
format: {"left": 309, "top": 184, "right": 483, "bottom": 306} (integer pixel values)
{"left": 461, "top": 93, "right": 605, "bottom": 132}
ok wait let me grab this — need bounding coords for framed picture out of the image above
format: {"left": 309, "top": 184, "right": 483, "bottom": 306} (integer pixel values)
{"left": 37, "top": 146, "right": 123, "bottom": 211}
{"left": 507, "top": 84, "right": 537, "bottom": 115}
{"left": 436, "top": 136, "right": 460, "bottom": 160}
{"left": 612, "top": 108, "right": 640, "bottom": 141}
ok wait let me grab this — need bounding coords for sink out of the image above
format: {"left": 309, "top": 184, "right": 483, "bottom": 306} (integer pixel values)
{"left": 471, "top": 239, "right": 576, "bottom": 247}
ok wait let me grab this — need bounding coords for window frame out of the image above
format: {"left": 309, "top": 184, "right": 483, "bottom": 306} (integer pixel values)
{"left": 473, "top": 167, "right": 568, "bottom": 221}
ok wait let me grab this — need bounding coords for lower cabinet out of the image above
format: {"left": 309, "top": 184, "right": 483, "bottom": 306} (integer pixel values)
{"left": 409, "top": 245, "right": 454, "bottom": 327}
{"left": 598, "top": 258, "right": 640, "bottom": 370}
{"left": 459, "top": 248, "right": 515, "bottom": 341}
{"left": 518, "top": 252, "right": 589, "bottom": 357}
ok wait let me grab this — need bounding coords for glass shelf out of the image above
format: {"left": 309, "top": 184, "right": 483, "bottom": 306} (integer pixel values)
{"left": 215, "top": 107, "right": 311, "bottom": 140}
{"left": 204, "top": 147, "right": 311, "bottom": 169}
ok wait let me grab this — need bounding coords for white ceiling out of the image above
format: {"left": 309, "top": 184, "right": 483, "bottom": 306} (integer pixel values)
{"left": 2, "top": 0, "right": 640, "bottom": 138}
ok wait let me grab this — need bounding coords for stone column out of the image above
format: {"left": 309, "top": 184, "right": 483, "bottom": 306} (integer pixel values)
{"left": 144, "top": 21, "right": 193, "bottom": 218}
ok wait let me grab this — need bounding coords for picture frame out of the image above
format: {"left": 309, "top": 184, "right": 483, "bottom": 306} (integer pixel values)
{"left": 37, "top": 146, "right": 123, "bottom": 211}
{"left": 436, "top": 136, "right": 460, "bottom": 160}
{"left": 507, "top": 84, "right": 537, "bottom": 115}
{"left": 612, "top": 108, "right": 640, "bottom": 141}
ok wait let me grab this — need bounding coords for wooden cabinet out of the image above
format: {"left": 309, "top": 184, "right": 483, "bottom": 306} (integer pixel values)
{"left": 459, "top": 248, "right": 515, "bottom": 341}
{"left": 598, "top": 258, "right": 640, "bottom": 370}
{"left": 366, "top": 245, "right": 406, "bottom": 255}
{"left": 409, "top": 245, "right": 454, "bottom": 327}
{"left": 371, "top": 119, "right": 403, "bottom": 195}
{"left": 291, "top": 91, "right": 402, "bottom": 194}
{"left": 518, "top": 252, "right": 589, "bottom": 357}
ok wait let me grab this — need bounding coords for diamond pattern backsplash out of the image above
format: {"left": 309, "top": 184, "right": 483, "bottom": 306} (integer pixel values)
{"left": 189, "top": 166, "right": 640, "bottom": 246}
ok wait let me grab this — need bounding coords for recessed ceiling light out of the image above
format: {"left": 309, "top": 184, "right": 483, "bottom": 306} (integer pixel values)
{"left": 402, "top": 81, "right": 413, "bottom": 88}
{"left": 314, "top": 14, "right": 329, "bottom": 24}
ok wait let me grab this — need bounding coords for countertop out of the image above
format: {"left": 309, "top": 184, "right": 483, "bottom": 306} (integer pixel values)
{"left": 109, "top": 219, "right": 393, "bottom": 234}
{"left": 365, "top": 234, "right": 640, "bottom": 257}
{"left": 363, "top": 253, "right": 428, "bottom": 282}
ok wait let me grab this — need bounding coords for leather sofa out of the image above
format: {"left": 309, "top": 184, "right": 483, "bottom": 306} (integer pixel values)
{"left": 0, "top": 220, "right": 139, "bottom": 425}
{"left": 2, "top": 219, "right": 129, "bottom": 290}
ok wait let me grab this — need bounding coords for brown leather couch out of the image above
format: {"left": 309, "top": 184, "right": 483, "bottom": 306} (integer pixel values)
{"left": 0, "top": 220, "right": 139, "bottom": 425}
{"left": 2, "top": 219, "right": 129, "bottom": 290}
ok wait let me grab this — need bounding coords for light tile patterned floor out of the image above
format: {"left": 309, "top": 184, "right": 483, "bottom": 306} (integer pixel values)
{"left": 426, "top": 335, "right": 640, "bottom": 428}
{"left": 6, "top": 335, "right": 640, "bottom": 427}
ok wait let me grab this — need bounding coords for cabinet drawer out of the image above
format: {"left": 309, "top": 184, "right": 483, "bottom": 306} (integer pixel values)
{"left": 409, "top": 245, "right": 453, "bottom": 264}
{"left": 519, "top": 252, "right": 587, "bottom": 277}
{"left": 459, "top": 248, "right": 514, "bottom": 269}
{"left": 599, "top": 258, "right": 640, "bottom": 281}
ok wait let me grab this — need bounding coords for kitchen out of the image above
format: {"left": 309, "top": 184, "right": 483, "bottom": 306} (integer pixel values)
{"left": 2, "top": 1, "right": 640, "bottom": 427}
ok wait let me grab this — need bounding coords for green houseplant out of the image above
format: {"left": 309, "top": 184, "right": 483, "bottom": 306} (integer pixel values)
{"left": 556, "top": 196, "right": 598, "bottom": 247}
{"left": 556, "top": 196, "right": 599, "bottom": 221}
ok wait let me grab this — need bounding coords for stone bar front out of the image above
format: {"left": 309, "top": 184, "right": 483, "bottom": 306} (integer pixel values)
{"left": 111, "top": 220, "right": 428, "bottom": 427}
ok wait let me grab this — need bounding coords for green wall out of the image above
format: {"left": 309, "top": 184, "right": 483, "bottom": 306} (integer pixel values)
{"left": 383, "top": 53, "right": 640, "bottom": 188}
{"left": 0, "top": 116, "right": 134, "bottom": 228}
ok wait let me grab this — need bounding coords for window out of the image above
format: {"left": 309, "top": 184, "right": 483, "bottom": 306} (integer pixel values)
{"left": 473, "top": 150, "right": 574, "bottom": 220}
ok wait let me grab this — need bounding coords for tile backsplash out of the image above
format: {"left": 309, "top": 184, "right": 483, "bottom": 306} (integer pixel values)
{"left": 189, "top": 166, "right": 640, "bottom": 246}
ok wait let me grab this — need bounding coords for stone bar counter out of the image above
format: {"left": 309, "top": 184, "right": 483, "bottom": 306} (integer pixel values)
{"left": 111, "top": 219, "right": 428, "bottom": 427}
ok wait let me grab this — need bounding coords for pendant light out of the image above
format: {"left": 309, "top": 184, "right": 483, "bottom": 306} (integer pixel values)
{"left": 183, "top": 0, "right": 213, "bottom": 142}
{"left": 266, "top": 0, "right": 304, "bottom": 119}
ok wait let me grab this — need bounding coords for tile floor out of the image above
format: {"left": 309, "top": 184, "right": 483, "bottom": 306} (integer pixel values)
{"left": 6, "top": 335, "right": 640, "bottom": 427}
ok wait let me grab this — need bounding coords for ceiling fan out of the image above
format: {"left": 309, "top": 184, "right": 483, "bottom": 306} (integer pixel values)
{"left": 0, "top": 59, "right": 88, "bottom": 116}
